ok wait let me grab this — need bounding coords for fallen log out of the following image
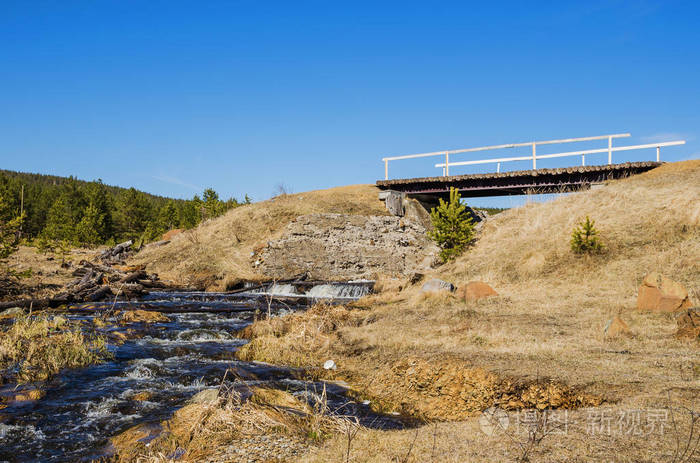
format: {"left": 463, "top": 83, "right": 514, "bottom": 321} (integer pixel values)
{"left": 84, "top": 285, "right": 112, "bottom": 302}
{"left": 119, "top": 271, "right": 147, "bottom": 284}
{"left": 79, "top": 260, "right": 124, "bottom": 275}
{"left": 111, "top": 283, "right": 146, "bottom": 298}
{"left": 137, "top": 279, "right": 167, "bottom": 289}
{"left": 72, "top": 273, "right": 104, "bottom": 294}
{"left": 0, "top": 297, "right": 70, "bottom": 311}
{"left": 67, "top": 304, "right": 259, "bottom": 314}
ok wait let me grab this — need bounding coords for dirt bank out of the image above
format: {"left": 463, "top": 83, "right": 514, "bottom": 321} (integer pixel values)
{"left": 129, "top": 184, "right": 391, "bottom": 289}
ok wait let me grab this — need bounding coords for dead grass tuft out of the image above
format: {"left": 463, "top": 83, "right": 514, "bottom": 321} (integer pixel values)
{"left": 118, "top": 310, "right": 171, "bottom": 324}
{"left": 0, "top": 313, "right": 110, "bottom": 383}
{"left": 111, "top": 383, "right": 354, "bottom": 462}
{"left": 236, "top": 303, "right": 371, "bottom": 371}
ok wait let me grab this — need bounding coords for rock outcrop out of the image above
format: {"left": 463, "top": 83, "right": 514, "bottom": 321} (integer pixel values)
{"left": 456, "top": 281, "right": 498, "bottom": 301}
{"left": 636, "top": 272, "right": 693, "bottom": 312}
{"left": 421, "top": 278, "right": 455, "bottom": 293}
{"left": 257, "top": 214, "right": 439, "bottom": 280}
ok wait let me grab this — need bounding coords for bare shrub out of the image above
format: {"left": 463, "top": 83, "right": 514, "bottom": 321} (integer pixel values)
{"left": 273, "top": 183, "right": 293, "bottom": 198}
{"left": 667, "top": 392, "right": 700, "bottom": 463}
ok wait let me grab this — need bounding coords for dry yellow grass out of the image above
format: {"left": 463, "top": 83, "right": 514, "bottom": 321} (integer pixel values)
{"left": 130, "top": 184, "right": 388, "bottom": 289}
{"left": 442, "top": 159, "right": 700, "bottom": 289}
{"left": 229, "top": 161, "right": 699, "bottom": 462}
{"left": 1, "top": 245, "right": 97, "bottom": 300}
{"left": 110, "top": 385, "right": 353, "bottom": 463}
{"left": 0, "top": 313, "right": 109, "bottom": 383}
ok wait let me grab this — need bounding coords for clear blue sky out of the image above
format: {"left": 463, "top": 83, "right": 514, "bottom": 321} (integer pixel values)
{"left": 1, "top": 1, "right": 698, "bottom": 206}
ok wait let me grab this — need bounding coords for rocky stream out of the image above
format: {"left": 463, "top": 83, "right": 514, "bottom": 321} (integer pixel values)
{"left": 0, "top": 283, "right": 402, "bottom": 462}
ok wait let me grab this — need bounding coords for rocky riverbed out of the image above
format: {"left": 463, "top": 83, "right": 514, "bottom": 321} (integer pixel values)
{"left": 0, "top": 287, "right": 404, "bottom": 462}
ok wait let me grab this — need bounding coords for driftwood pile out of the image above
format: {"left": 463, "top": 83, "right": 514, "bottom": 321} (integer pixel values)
{"left": 99, "top": 240, "right": 135, "bottom": 265}
{"left": 62, "top": 260, "right": 166, "bottom": 301}
{"left": 0, "top": 242, "right": 167, "bottom": 311}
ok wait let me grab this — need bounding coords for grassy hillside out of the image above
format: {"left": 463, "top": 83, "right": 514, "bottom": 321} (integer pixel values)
{"left": 444, "top": 160, "right": 699, "bottom": 288}
{"left": 131, "top": 184, "right": 389, "bottom": 288}
{"left": 228, "top": 161, "right": 699, "bottom": 462}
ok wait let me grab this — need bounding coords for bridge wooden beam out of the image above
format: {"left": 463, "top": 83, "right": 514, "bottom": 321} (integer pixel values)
{"left": 376, "top": 161, "right": 661, "bottom": 198}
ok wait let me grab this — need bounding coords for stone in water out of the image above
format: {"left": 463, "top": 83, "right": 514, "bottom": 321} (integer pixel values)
{"left": 323, "top": 360, "right": 336, "bottom": 370}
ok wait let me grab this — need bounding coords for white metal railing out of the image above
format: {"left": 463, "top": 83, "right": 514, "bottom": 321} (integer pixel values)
{"left": 381, "top": 133, "right": 686, "bottom": 180}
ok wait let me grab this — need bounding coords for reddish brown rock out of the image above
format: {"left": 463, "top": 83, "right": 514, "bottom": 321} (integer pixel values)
{"left": 636, "top": 272, "right": 693, "bottom": 312}
{"left": 604, "top": 316, "right": 631, "bottom": 339}
{"left": 162, "top": 228, "right": 183, "bottom": 241}
{"left": 675, "top": 308, "right": 700, "bottom": 340}
{"left": 457, "top": 281, "right": 498, "bottom": 301}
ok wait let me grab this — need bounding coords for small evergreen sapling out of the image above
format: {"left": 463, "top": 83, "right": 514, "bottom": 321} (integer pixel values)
{"left": 428, "top": 187, "right": 476, "bottom": 262}
{"left": 570, "top": 216, "right": 604, "bottom": 254}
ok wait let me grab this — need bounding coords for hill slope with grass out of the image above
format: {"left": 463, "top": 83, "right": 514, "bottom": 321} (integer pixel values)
{"left": 115, "top": 161, "right": 699, "bottom": 462}
{"left": 130, "top": 184, "right": 389, "bottom": 289}
{"left": 235, "top": 161, "right": 699, "bottom": 462}
{"left": 443, "top": 159, "right": 699, "bottom": 293}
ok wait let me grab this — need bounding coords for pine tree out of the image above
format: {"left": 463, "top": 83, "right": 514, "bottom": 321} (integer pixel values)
{"left": 202, "top": 188, "right": 223, "bottom": 220}
{"left": 158, "top": 201, "right": 179, "bottom": 231}
{"left": 178, "top": 199, "right": 200, "bottom": 229}
{"left": 115, "top": 188, "right": 153, "bottom": 240}
{"left": 428, "top": 187, "right": 476, "bottom": 262}
{"left": 570, "top": 216, "right": 604, "bottom": 254}
{"left": 43, "top": 194, "right": 76, "bottom": 242}
{"left": 84, "top": 180, "right": 113, "bottom": 241}
{"left": 0, "top": 194, "right": 23, "bottom": 261}
{"left": 75, "top": 204, "right": 105, "bottom": 246}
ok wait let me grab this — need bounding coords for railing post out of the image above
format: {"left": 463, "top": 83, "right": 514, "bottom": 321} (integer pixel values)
{"left": 532, "top": 143, "right": 536, "bottom": 169}
{"left": 384, "top": 160, "right": 388, "bottom": 180}
{"left": 497, "top": 162, "right": 501, "bottom": 173}
{"left": 582, "top": 154, "right": 585, "bottom": 166}
{"left": 445, "top": 151, "right": 449, "bottom": 176}
{"left": 608, "top": 136, "right": 612, "bottom": 164}
{"left": 656, "top": 146, "right": 660, "bottom": 162}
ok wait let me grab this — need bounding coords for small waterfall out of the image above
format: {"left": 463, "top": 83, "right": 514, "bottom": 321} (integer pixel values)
{"left": 267, "top": 284, "right": 299, "bottom": 296}
{"left": 249, "top": 284, "right": 299, "bottom": 296}
{"left": 305, "top": 284, "right": 371, "bottom": 299}
{"left": 245, "top": 281, "right": 373, "bottom": 300}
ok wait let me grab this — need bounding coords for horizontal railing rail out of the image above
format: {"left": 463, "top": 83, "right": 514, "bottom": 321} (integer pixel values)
{"left": 381, "top": 133, "right": 686, "bottom": 179}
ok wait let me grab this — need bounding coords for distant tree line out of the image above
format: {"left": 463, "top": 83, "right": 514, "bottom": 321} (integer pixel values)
{"left": 0, "top": 170, "right": 250, "bottom": 248}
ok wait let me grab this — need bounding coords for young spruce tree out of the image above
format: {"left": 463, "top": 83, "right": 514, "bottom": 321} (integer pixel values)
{"left": 570, "top": 216, "right": 604, "bottom": 254}
{"left": 428, "top": 187, "right": 475, "bottom": 262}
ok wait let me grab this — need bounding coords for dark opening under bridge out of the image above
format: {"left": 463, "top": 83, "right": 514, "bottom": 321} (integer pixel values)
{"left": 375, "top": 133, "right": 685, "bottom": 205}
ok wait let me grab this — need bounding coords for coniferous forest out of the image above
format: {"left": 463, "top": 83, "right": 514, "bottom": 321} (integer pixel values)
{"left": 0, "top": 169, "right": 248, "bottom": 248}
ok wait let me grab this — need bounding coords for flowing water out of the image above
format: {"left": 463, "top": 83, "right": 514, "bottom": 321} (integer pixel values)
{"left": 0, "top": 285, "right": 398, "bottom": 462}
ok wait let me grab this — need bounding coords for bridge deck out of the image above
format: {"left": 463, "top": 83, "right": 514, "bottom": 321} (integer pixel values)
{"left": 376, "top": 161, "right": 661, "bottom": 198}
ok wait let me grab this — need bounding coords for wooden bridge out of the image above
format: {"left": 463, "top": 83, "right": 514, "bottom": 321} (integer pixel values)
{"left": 376, "top": 133, "right": 685, "bottom": 202}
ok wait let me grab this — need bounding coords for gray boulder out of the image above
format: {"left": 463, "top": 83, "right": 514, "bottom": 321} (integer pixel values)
{"left": 421, "top": 278, "right": 455, "bottom": 293}
{"left": 187, "top": 388, "right": 220, "bottom": 405}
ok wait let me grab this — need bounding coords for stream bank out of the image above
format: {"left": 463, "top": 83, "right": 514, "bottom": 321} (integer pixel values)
{"left": 0, "top": 284, "right": 402, "bottom": 462}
